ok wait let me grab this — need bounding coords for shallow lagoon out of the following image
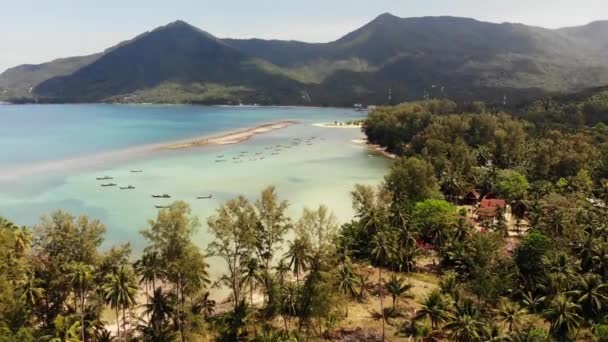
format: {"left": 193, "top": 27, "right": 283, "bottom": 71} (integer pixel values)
{"left": 0, "top": 104, "right": 390, "bottom": 281}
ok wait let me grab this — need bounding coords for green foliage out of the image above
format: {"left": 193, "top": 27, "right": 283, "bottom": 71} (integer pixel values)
{"left": 385, "top": 157, "right": 441, "bottom": 206}
{"left": 496, "top": 169, "right": 529, "bottom": 202}
{"left": 413, "top": 199, "right": 457, "bottom": 247}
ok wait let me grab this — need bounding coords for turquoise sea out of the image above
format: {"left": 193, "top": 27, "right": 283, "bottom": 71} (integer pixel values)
{"left": 0, "top": 104, "right": 390, "bottom": 281}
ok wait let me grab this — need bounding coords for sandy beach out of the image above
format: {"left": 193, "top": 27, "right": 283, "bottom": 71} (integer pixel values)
{"left": 164, "top": 120, "right": 298, "bottom": 149}
{"left": 313, "top": 122, "right": 362, "bottom": 128}
{"left": 0, "top": 120, "right": 298, "bottom": 182}
{"left": 352, "top": 138, "right": 397, "bottom": 159}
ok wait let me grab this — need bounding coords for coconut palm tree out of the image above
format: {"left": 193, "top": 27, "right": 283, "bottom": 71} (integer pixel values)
{"left": 444, "top": 314, "right": 486, "bottom": 342}
{"left": 13, "top": 226, "right": 31, "bottom": 255}
{"left": 385, "top": 274, "right": 413, "bottom": 310}
{"left": 565, "top": 273, "right": 608, "bottom": 320}
{"left": 439, "top": 270, "right": 460, "bottom": 300}
{"left": 544, "top": 252, "right": 576, "bottom": 293}
{"left": 337, "top": 262, "right": 357, "bottom": 316}
{"left": 68, "top": 263, "right": 93, "bottom": 342}
{"left": 273, "top": 259, "right": 290, "bottom": 290}
{"left": 241, "top": 257, "right": 263, "bottom": 307}
{"left": 397, "top": 220, "right": 418, "bottom": 275}
{"left": 102, "top": 265, "right": 138, "bottom": 342}
{"left": 357, "top": 273, "right": 372, "bottom": 302}
{"left": 134, "top": 251, "right": 163, "bottom": 295}
{"left": 280, "top": 283, "right": 298, "bottom": 332}
{"left": 95, "top": 328, "right": 115, "bottom": 342}
{"left": 18, "top": 272, "right": 44, "bottom": 308}
{"left": 283, "top": 238, "right": 311, "bottom": 285}
{"left": 144, "top": 287, "right": 175, "bottom": 328}
{"left": 521, "top": 291, "right": 546, "bottom": 314}
{"left": 370, "top": 230, "right": 395, "bottom": 342}
{"left": 542, "top": 295, "right": 582, "bottom": 341}
{"left": 45, "top": 315, "right": 81, "bottom": 342}
{"left": 224, "top": 299, "right": 251, "bottom": 341}
{"left": 414, "top": 290, "right": 452, "bottom": 330}
{"left": 495, "top": 299, "right": 527, "bottom": 332}
{"left": 192, "top": 291, "right": 216, "bottom": 320}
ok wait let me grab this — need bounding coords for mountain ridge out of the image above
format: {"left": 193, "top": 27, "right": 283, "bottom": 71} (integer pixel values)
{"left": 2, "top": 13, "right": 608, "bottom": 105}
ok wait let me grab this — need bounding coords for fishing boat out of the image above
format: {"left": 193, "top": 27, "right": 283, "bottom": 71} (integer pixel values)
{"left": 130, "top": 170, "right": 143, "bottom": 173}
{"left": 215, "top": 160, "right": 227, "bottom": 163}
{"left": 151, "top": 194, "right": 171, "bottom": 198}
{"left": 155, "top": 205, "right": 170, "bottom": 209}
{"left": 96, "top": 176, "right": 113, "bottom": 180}
{"left": 120, "top": 185, "right": 135, "bottom": 190}
{"left": 197, "top": 195, "right": 213, "bottom": 199}
{"left": 101, "top": 183, "right": 117, "bottom": 187}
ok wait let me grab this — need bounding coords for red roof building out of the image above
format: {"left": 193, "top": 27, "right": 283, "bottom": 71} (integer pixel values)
{"left": 477, "top": 198, "right": 507, "bottom": 218}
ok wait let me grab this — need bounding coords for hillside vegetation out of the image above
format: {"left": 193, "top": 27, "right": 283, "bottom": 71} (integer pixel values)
{"left": 3, "top": 96, "right": 608, "bottom": 341}
{"left": 2, "top": 14, "right": 608, "bottom": 105}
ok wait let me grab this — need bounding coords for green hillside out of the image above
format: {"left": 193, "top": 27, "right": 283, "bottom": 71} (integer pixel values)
{"left": 2, "top": 14, "right": 608, "bottom": 105}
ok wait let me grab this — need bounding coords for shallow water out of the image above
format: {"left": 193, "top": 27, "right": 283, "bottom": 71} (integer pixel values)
{"left": 0, "top": 104, "right": 390, "bottom": 281}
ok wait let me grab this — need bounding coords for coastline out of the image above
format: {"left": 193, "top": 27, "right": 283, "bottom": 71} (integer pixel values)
{"left": 352, "top": 138, "right": 397, "bottom": 159}
{"left": 313, "top": 122, "right": 362, "bottom": 129}
{"left": 164, "top": 120, "right": 298, "bottom": 149}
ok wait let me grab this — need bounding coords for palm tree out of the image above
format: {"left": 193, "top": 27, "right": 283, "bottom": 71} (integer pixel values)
{"left": 46, "top": 315, "right": 81, "bottom": 342}
{"left": 543, "top": 295, "right": 582, "bottom": 341}
{"left": 544, "top": 210, "right": 568, "bottom": 238}
{"left": 280, "top": 283, "right": 298, "bottom": 332}
{"left": 283, "top": 237, "right": 311, "bottom": 285}
{"left": 597, "top": 179, "right": 608, "bottom": 207}
{"left": 439, "top": 270, "right": 460, "bottom": 300}
{"left": 69, "top": 263, "right": 93, "bottom": 342}
{"left": 565, "top": 273, "right": 608, "bottom": 319}
{"left": 452, "top": 216, "right": 471, "bottom": 243}
{"left": 241, "top": 258, "right": 263, "bottom": 307}
{"left": 357, "top": 273, "right": 372, "bottom": 302}
{"left": 521, "top": 291, "right": 546, "bottom": 314}
{"left": 224, "top": 299, "right": 251, "bottom": 341}
{"left": 134, "top": 251, "right": 163, "bottom": 296}
{"left": 370, "top": 230, "right": 395, "bottom": 342}
{"left": 143, "top": 287, "right": 175, "bottom": 328}
{"left": 273, "top": 259, "right": 290, "bottom": 290}
{"left": 495, "top": 299, "right": 527, "bottom": 332}
{"left": 385, "top": 274, "right": 413, "bottom": 310}
{"left": 102, "top": 265, "right": 138, "bottom": 342}
{"left": 414, "top": 290, "right": 452, "bottom": 330}
{"left": 18, "top": 272, "right": 44, "bottom": 307}
{"left": 441, "top": 167, "right": 465, "bottom": 203}
{"left": 397, "top": 220, "right": 418, "bottom": 275}
{"left": 544, "top": 252, "right": 575, "bottom": 293}
{"left": 337, "top": 262, "right": 358, "bottom": 316}
{"left": 95, "top": 328, "right": 115, "bottom": 342}
{"left": 13, "top": 226, "right": 31, "bottom": 255}
{"left": 192, "top": 291, "right": 216, "bottom": 320}
{"left": 444, "top": 314, "right": 485, "bottom": 342}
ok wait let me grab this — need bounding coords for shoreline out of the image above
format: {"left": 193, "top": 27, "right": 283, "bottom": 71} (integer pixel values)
{"left": 352, "top": 138, "right": 397, "bottom": 159}
{"left": 164, "top": 120, "right": 298, "bottom": 149}
{"left": 0, "top": 120, "right": 299, "bottom": 182}
{"left": 313, "top": 122, "right": 362, "bottom": 129}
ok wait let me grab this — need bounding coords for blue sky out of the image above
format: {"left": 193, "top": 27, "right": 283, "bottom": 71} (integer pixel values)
{"left": 1, "top": 0, "right": 607, "bottom": 72}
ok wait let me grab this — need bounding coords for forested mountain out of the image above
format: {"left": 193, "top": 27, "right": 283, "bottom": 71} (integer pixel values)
{"left": 1, "top": 13, "right": 608, "bottom": 105}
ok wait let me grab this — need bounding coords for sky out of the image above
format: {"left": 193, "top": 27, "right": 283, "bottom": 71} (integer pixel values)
{"left": 1, "top": 0, "right": 607, "bottom": 72}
